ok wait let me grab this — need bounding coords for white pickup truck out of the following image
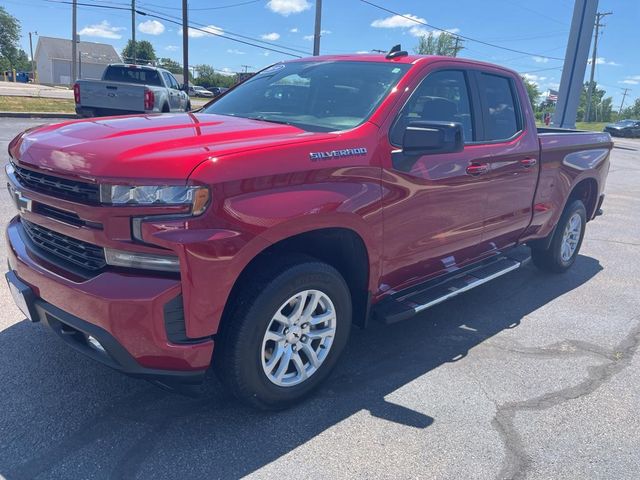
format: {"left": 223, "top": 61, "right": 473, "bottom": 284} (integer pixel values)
{"left": 74, "top": 64, "right": 191, "bottom": 117}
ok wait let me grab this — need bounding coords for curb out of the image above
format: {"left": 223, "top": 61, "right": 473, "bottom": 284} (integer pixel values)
{"left": 0, "top": 111, "right": 77, "bottom": 119}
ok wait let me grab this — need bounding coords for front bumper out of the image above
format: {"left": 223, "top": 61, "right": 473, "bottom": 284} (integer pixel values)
{"left": 6, "top": 217, "right": 214, "bottom": 392}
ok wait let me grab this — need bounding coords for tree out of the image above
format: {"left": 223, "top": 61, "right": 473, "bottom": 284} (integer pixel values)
{"left": 577, "top": 81, "right": 613, "bottom": 122}
{"left": 193, "top": 64, "right": 236, "bottom": 88}
{"left": 121, "top": 40, "right": 156, "bottom": 64}
{"left": 0, "top": 7, "right": 26, "bottom": 71}
{"left": 415, "top": 32, "right": 463, "bottom": 57}
{"left": 620, "top": 98, "right": 640, "bottom": 119}
{"left": 521, "top": 76, "right": 540, "bottom": 111}
{"left": 156, "top": 57, "right": 182, "bottom": 74}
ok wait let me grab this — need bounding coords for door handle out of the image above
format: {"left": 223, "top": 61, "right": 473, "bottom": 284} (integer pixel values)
{"left": 466, "top": 163, "right": 489, "bottom": 176}
{"left": 520, "top": 158, "right": 537, "bottom": 168}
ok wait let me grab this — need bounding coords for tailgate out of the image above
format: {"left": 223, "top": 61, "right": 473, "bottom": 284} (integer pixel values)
{"left": 78, "top": 81, "right": 146, "bottom": 112}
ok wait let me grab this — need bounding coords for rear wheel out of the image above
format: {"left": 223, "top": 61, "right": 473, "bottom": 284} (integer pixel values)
{"left": 186, "top": 101, "right": 192, "bottom": 112}
{"left": 161, "top": 103, "right": 170, "bottom": 113}
{"left": 214, "top": 257, "right": 351, "bottom": 410}
{"left": 532, "top": 199, "right": 586, "bottom": 273}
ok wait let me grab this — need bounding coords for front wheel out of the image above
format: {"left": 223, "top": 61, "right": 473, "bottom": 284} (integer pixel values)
{"left": 214, "top": 258, "right": 352, "bottom": 410}
{"left": 532, "top": 199, "right": 587, "bottom": 273}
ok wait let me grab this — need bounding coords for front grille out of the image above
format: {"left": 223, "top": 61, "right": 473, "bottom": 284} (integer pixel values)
{"left": 21, "top": 219, "right": 106, "bottom": 271}
{"left": 13, "top": 164, "right": 100, "bottom": 203}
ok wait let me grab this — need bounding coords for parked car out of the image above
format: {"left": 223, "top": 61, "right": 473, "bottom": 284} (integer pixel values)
{"left": 210, "top": 86, "right": 229, "bottom": 96}
{"left": 604, "top": 119, "right": 640, "bottom": 138}
{"left": 73, "top": 64, "right": 191, "bottom": 117}
{"left": 189, "top": 85, "right": 214, "bottom": 98}
{"left": 6, "top": 52, "right": 612, "bottom": 409}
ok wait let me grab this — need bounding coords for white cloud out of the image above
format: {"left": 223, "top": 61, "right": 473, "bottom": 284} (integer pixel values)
{"left": 138, "top": 20, "right": 165, "bottom": 35}
{"left": 227, "top": 49, "right": 246, "bottom": 55}
{"left": 290, "top": 27, "right": 298, "bottom": 33}
{"left": 321, "top": 29, "right": 331, "bottom": 35}
{"left": 532, "top": 56, "right": 549, "bottom": 64}
{"left": 371, "top": 13, "right": 426, "bottom": 29}
{"left": 220, "top": 67, "right": 235, "bottom": 76}
{"left": 267, "top": 0, "right": 310, "bottom": 16}
{"left": 263, "top": 51, "right": 271, "bottom": 56}
{"left": 620, "top": 79, "right": 639, "bottom": 85}
{"left": 180, "top": 25, "right": 224, "bottom": 38}
{"left": 261, "top": 32, "right": 281, "bottom": 41}
{"left": 588, "top": 57, "right": 620, "bottom": 66}
{"left": 355, "top": 50, "right": 370, "bottom": 54}
{"left": 79, "top": 21, "right": 125, "bottom": 40}
{"left": 523, "top": 73, "right": 547, "bottom": 86}
{"left": 165, "top": 45, "right": 178, "bottom": 51}
{"left": 409, "top": 26, "right": 458, "bottom": 38}
{"left": 303, "top": 35, "right": 314, "bottom": 41}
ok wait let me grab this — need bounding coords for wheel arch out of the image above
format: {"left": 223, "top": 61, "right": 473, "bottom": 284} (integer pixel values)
{"left": 219, "top": 227, "right": 373, "bottom": 336}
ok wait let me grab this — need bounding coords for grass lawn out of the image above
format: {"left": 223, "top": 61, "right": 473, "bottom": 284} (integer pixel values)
{"left": 575, "top": 122, "right": 607, "bottom": 132}
{"left": 536, "top": 121, "right": 608, "bottom": 132}
{"left": 0, "top": 96, "right": 75, "bottom": 113}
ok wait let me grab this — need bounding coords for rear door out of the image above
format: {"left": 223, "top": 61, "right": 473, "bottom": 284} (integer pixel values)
{"left": 470, "top": 70, "right": 540, "bottom": 250}
{"left": 162, "top": 72, "right": 183, "bottom": 111}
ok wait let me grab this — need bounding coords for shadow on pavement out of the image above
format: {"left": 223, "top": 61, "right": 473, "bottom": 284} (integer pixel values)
{"left": 0, "top": 255, "right": 602, "bottom": 479}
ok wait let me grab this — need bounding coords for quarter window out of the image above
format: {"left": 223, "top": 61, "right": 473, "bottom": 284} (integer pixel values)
{"left": 391, "top": 70, "right": 474, "bottom": 145}
{"left": 478, "top": 73, "right": 521, "bottom": 141}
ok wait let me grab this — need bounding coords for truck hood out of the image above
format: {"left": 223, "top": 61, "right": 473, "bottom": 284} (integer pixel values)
{"left": 12, "top": 113, "right": 337, "bottom": 181}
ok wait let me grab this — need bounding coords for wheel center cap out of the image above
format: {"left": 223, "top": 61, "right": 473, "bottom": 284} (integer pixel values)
{"left": 287, "top": 325, "right": 302, "bottom": 344}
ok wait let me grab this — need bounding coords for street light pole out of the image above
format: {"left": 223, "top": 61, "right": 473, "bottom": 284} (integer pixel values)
{"left": 28, "top": 31, "right": 37, "bottom": 83}
{"left": 313, "top": 0, "right": 322, "bottom": 56}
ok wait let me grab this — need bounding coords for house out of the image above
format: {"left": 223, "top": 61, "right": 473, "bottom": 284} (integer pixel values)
{"left": 34, "top": 36, "right": 121, "bottom": 85}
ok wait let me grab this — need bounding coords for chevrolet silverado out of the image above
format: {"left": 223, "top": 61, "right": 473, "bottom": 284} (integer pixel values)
{"left": 5, "top": 50, "right": 612, "bottom": 409}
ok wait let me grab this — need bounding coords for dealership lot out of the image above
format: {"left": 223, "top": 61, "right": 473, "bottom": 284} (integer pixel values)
{"left": 0, "top": 118, "right": 638, "bottom": 479}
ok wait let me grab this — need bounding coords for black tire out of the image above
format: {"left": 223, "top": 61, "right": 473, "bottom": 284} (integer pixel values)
{"left": 186, "top": 101, "right": 192, "bottom": 112}
{"left": 214, "top": 256, "right": 352, "bottom": 410}
{"left": 531, "top": 199, "right": 587, "bottom": 273}
{"left": 161, "top": 103, "right": 170, "bottom": 113}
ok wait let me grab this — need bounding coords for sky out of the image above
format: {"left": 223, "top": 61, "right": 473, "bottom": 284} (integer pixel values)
{"left": 5, "top": 0, "right": 639, "bottom": 106}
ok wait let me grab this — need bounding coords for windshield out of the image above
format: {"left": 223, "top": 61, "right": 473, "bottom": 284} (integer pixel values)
{"left": 103, "top": 66, "right": 162, "bottom": 86}
{"left": 616, "top": 120, "right": 636, "bottom": 126}
{"left": 203, "top": 61, "right": 411, "bottom": 132}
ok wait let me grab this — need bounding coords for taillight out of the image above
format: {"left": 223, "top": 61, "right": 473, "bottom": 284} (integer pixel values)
{"left": 73, "top": 83, "right": 80, "bottom": 103}
{"left": 144, "top": 89, "right": 155, "bottom": 110}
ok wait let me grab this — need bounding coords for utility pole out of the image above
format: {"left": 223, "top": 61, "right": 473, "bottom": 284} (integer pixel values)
{"left": 28, "top": 31, "right": 37, "bottom": 83}
{"left": 585, "top": 11, "right": 612, "bottom": 122}
{"left": 71, "top": 0, "right": 77, "bottom": 84}
{"left": 313, "top": 0, "right": 322, "bottom": 56}
{"left": 618, "top": 88, "right": 631, "bottom": 115}
{"left": 131, "top": 0, "right": 136, "bottom": 64}
{"left": 182, "top": 0, "right": 189, "bottom": 90}
{"left": 240, "top": 64, "right": 252, "bottom": 73}
{"left": 452, "top": 36, "right": 464, "bottom": 57}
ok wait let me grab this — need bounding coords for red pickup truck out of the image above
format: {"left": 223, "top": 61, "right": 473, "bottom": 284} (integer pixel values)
{"left": 5, "top": 52, "right": 611, "bottom": 409}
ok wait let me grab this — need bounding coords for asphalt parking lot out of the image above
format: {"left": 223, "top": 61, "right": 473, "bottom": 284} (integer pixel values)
{"left": 0, "top": 118, "right": 638, "bottom": 480}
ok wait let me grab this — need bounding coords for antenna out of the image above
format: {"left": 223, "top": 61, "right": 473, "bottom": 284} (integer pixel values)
{"left": 385, "top": 44, "right": 408, "bottom": 60}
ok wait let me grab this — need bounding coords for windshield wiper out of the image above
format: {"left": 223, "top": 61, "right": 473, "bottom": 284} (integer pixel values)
{"left": 246, "top": 116, "right": 292, "bottom": 126}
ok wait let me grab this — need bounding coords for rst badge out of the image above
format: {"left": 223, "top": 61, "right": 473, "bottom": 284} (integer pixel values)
{"left": 309, "top": 148, "right": 367, "bottom": 162}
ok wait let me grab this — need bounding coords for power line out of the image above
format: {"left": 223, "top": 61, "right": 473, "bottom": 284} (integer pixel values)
{"left": 140, "top": 0, "right": 262, "bottom": 11}
{"left": 46, "top": 0, "right": 306, "bottom": 57}
{"left": 359, "top": 0, "right": 565, "bottom": 61}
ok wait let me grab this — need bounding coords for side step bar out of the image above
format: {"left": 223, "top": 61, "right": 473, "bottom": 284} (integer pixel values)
{"left": 374, "top": 248, "right": 531, "bottom": 324}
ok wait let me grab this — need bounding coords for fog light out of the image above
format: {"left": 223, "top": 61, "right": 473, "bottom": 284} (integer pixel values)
{"left": 87, "top": 335, "right": 106, "bottom": 354}
{"left": 104, "top": 248, "right": 180, "bottom": 272}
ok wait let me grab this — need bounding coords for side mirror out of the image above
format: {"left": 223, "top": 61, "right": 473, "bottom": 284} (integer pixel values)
{"left": 402, "top": 121, "right": 464, "bottom": 156}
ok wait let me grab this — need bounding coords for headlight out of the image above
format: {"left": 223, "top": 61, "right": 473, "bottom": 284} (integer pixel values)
{"left": 100, "top": 185, "right": 209, "bottom": 215}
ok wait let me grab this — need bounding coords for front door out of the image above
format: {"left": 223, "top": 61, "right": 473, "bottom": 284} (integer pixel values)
{"left": 380, "top": 68, "right": 492, "bottom": 292}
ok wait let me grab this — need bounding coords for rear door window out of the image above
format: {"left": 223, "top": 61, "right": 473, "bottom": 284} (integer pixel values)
{"left": 103, "top": 66, "right": 162, "bottom": 86}
{"left": 478, "top": 73, "right": 521, "bottom": 141}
